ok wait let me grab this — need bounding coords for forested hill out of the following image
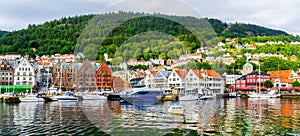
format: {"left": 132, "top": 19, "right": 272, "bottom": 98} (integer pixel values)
{"left": 207, "top": 19, "right": 288, "bottom": 38}
{"left": 0, "top": 12, "right": 291, "bottom": 56}
{"left": 0, "top": 30, "right": 8, "bottom": 37}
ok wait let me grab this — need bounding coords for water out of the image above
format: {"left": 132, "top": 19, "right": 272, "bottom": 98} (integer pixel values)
{"left": 0, "top": 98, "right": 299, "bottom": 136}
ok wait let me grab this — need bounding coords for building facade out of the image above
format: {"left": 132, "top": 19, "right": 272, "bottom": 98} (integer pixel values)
{"left": 14, "top": 59, "right": 37, "bottom": 87}
{"left": 0, "top": 60, "right": 14, "bottom": 85}
{"left": 96, "top": 62, "right": 113, "bottom": 90}
{"left": 78, "top": 60, "right": 96, "bottom": 91}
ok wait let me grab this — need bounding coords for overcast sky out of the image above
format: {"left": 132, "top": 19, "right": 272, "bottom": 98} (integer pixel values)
{"left": 0, "top": 0, "right": 299, "bottom": 35}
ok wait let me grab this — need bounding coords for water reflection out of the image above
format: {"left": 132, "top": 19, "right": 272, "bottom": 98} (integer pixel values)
{"left": 0, "top": 98, "right": 299, "bottom": 135}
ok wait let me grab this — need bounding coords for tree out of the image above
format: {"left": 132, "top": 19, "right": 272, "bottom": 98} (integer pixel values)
{"left": 292, "top": 80, "right": 300, "bottom": 87}
{"left": 264, "top": 80, "right": 274, "bottom": 88}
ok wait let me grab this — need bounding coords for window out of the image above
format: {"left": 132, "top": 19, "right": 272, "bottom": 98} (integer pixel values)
{"left": 29, "top": 77, "right": 32, "bottom": 80}
{"left": 17, "top": 77, "right": 19, "bottom": 80}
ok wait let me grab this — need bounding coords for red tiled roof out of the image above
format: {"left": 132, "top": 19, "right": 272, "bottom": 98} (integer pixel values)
{"left": 268, "top": 70, "right": 294, "bottom": 84}
{"left": 205, "top": 69, "right": 221, "bottom": 78}
{"left": 192, "top": 70, "right": 203, "bottom": 78}
{"left": 114, "top": 77, "right": 124, "bottom": 82}
{"left": 150, "top": 71, "right": 157, "bottom": 76}
{"left": 175, "top": 70, "right": 187, "bottom": 79}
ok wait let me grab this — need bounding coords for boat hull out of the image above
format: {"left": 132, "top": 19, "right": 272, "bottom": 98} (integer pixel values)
{"left": 54, "top": 96, "right": 78, "bottom": 101}
{"left": 82, "top": 95, "right": 107, "bottom": 100}
{"left": 19, "top": 98, "right": 45, "bottom": 102}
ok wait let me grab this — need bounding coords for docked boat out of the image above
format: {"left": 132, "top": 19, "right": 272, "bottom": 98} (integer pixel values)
{"left": 120, "top": 88, "right": 162, "bottom": 104}
{"left": 168, "top": 102, "right": 185, "bottom": 115}
{"left": 247, "top": 90, "right": 280, "bottom": 98}
{"left": 198, "top": 88, "right": 215, "bottom": 100}
{"left": 179, "top": 93, "right": 198, "bottom": 101}
{"left": 228, "top": 92, "right": 237, "bottom": 98}
{"left": 178, "top": 87, "right": 199, "bottom": 101}
{"left": 19, "top": 94, "right": 45, "bottom": 102}
{"left": 82, "top": 91, "right": 107, "bottom": 100}
{"left": 199, "top": 94, "right": 214, "bottom": 100}
{"left": 53, "top": 92, "right": 78, "bottom": 101}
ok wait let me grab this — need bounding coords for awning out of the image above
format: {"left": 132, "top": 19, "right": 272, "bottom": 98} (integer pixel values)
{"left": 0, "top": 85, "right": 32, "bottom": 89}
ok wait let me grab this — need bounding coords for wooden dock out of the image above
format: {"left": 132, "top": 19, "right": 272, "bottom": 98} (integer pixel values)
{"left": 1, "top": 96, "right": 20, "bottom": 103}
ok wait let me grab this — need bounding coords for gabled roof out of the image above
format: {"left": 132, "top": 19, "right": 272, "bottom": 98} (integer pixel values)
{"left": 150, "top": 71, "right": 157, "bottom": 76}
{"left": 236, "top": 75, "right": 247, "bottom": 80}
{"left": 228, "top": 72, "right": 242, "bottom": 75}
{"left": 73, "top": 63, "right": 83, "bottom": 70}
{"left": 174, "top": 70, "right": 187, "bottom": 79}
{"left": 247, "top": 71, "right": 269, "bottom": 76}
{"left": 61, "top": 61, "right": 68, "bottom": 70}
{"left": 113, "top": 77, "right": 124, "bottom": 82}
{"left": 206, "top": 70, "right": 221, "bottom": 78}
{"left": 93, "top": 64, "right": 100, "bottom": 71}
{"left": 268, "top": 70, "right": 294, "bottom": 84}
{"left": 155, "top": 70, "right": 170, "bottom": 78}
{"left": 268, "top": 70, "right": 292, "bottom": 78}
{"left": 192, "top": 70, "right": 203, "bottom": 78}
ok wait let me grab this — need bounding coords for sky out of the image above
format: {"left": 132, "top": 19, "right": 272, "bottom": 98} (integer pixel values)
{"left": 0, "top": 0, "right": 299, "bottom": 35}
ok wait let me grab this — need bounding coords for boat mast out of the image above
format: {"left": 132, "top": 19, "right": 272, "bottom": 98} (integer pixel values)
{"left": 59, "top": 62, "right": 62, "bottom": 94}
{"left": 278, "top": 59, "right": 280, "bottom": 93}
{"left": 258, "top": 59, "right": 261, "bottom": 94}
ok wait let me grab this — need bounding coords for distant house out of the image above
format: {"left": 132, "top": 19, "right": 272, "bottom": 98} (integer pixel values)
{"left": 249, "top": 58, "right": 259, "bottom": 65}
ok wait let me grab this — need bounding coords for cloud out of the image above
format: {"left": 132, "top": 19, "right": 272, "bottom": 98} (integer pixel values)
{"left": 184, "top": 0, "right": 300, "bottom": 35}
{"left": 0, "top": 0, "right": 299, "bottom": 35}
{"left": 0, "top": 0, "right": 111, "bottom": 31}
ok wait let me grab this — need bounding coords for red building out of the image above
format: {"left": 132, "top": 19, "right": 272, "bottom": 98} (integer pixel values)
{"left": 235, "top": 72, "right": 270, "bottom": 91}
{"left": 113, "top": 77, "right": 125, "bottom": 92}
{"left": 96, "top": 62, "right": 113, "bottom": 90}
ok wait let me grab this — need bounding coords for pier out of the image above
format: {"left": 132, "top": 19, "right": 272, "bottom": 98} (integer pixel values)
{"left": 1, "top": 96, "right": 21, "bottom": 103}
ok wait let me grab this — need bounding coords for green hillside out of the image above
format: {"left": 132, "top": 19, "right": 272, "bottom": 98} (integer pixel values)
{"left": 0, "top": 12, "right": 292, "bottom": 58}
{"left": 0, "top": 30, "right": 8, "bottom": 37}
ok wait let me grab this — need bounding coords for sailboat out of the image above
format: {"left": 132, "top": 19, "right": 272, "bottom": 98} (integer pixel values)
{"left": 247, "top": 60, "right": 280, "bottom": 98}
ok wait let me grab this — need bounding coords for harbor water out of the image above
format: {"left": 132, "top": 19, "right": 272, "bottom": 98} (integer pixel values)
{"left": 0, "top": 98, "right": 299, "bottom": 135}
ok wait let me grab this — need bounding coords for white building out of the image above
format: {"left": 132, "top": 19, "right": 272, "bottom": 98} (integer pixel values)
{"left": 203, "top": 70, "right": 225, "bottom": 95}
{"left": 167, "top": 69, "right": 187, "bottom": 88}
{"left": 144, "top": 71, "right": 156, "bottom": 88}
{"left": 185, "top": 69, "right": 205, "bottom": 89}
{"left": 225, "top": 72, "right": 242, "bottom": 85}
{"left": 152, "top": 70, "right": 170, "bottom": 89}
{"left": 14, "top": 59, "right": 37, "bottom": 87}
